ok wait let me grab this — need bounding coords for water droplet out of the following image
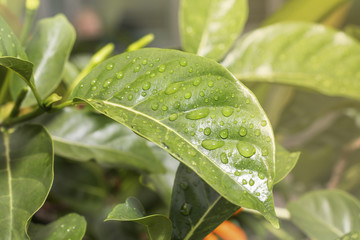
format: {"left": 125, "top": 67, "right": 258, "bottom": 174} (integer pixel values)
{"left": 134, "top": 65, "right": 141, "bottom": 72}
{"left": 184, "top": 92, "right": 192, "bottom": 99}
{"left": 91, "top": 86, "right": 97, "bottom": 91}
{"left": 128, "top": 94, "right": 133, "bottom": 100}
{"left": 237, "top": 142, "right": 256, "bottom": 158}
{"left": 193, "top": 78, "right": 201, "bottom": 86}
{"left": 142, "top": 82, "right": 151, "bottom": 90}
{"left": 174, "top": 101, "right": 181, "bottom": 109}
{"left": 142, "top": 59, "right": 148, "bottom": 65}
{"left": 180, "top": 182, "right": 188, "bottom": 190}
{"left": 91, "top": 79, "right": 97, "bottom": 85}
{"left": 199, "top": 91, "right": 205, "bottom": 97}
{"left": 242, "top": 179, "right": 247, "bottom": 185}
{"left": 255, "top": 129, "right": 261, "bottom": 136}
{"left": 222, "top": 107, "right": 234, "bottom": 117}
{"left": 262, "top": 149, "right": 268, "bottom": 156}
{"left": 204, "top": 127, "right": 211, "bottom": 136}
{"left": 239, "top": 127, "right": 247, "bottom": 137}
{"left": 106, "top": 63, "right": 114, "bottom": 70}
{"left": 169, "top": 113, "right": 178, "bottom": 121}
{"left": 258, "top": 173, "right": 265, "bottom": 180}
{"left": 249, "top": 124, "right": 254, "bottom": 129}
{"left": 235, "top": 171, "right": 241, "bottom": 176}
{"left": 152, "top": 103, "right": 159, "bottom": 110}
{"left": 162, "top": 105, "right": 168, "bottom": 111}
{"left": 250, "top": 114, "right": 255, "bottom": 118}
{"left": 261, "top": 120, "right": 267, "bottom": 126}
{"left": 220, "top": 152, "right": 228, "bottom": 164}
{"left": 186, "top": 108, "right": 210, "bottom": 120}
{"left": 245, "top": 99, "right": 250, "bottom": 104}
{"left": 219, "top": 129, "right": 228, "bottom": 139}
{"left": 208, "top": 80, "right": 214, "bottom": 87}
{"left": 266, "top": 136, "right": 271, "bottom": 142}
{"left": 158, "top": 64, "right": 166, "bottom": 72}
{"left": 180, "top": 203, "right": 192, "bottom": 216}
{"left": 165, "top": 82, "right": 182, "bottom": 95}
{"left": 103, "top": 79, "right": 112, "bottom": 88}
{"left": 188, "top": 67, "right": 193, "bottom": 73}
{"left": 201, "top": 140, "right": 225, "bottom": 150}
{"left": 179, "top": 58, "right": 187, "bottom": 67}
{"left": 150, "top": 72, "right": 156, "bottom": 78}
{"left": 116, "top": 71, "right": 124, "bottom": 79}
{"left": 141, "top": 92, "right": 147, "bottom": 97}
{"left": 249, "top": 179, "right": 255, "bottom": 186}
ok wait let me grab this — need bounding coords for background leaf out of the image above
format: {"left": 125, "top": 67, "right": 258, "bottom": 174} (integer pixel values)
{"left": 222, "top": 22, "right": 360, "bottom": 101}
{"left": 71, "top": 48, "right": 278, "bottom": 226}
{"left": 336, "top": 231, "right": 360, "bottom": 240}
{"left": 28, "top": 213, "right": 86, "bottom": 240}
{"left": 105, "top": 197, "right": 172, "bottom": 240}
{"left": 170, "top": 163, "right": 239, "bottom": 240}
{"left": 274, "top": 144, "right": 300, "bottom": 184}
{"left": 180, "top": 0, "right": 248, "bottom": 61}
{"left": 0, "top": 15, "right": 27, "bottom": 58}
{"left": 287, "top": 190, "right": 360, "bottom": 240}
{"left": 45, "top": 108, "right": 165, "bottom": 173}
{"left": 10, "top": 14, "right": 76, "bottom": 106}
{"left": 0, "top": 124, "right": 53, "bottom": 239}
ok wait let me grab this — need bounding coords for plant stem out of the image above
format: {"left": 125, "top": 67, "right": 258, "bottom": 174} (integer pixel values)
{"left": 2, "top": 107, "right": 44, "bottom": 126}
{"left": 9, "top": 87, "right": 28, "bottom": 118}
{"left": 126, "top": 33, "right": 154, "bottom": 52}
{"left": 0, "top": 70, "right": 12, "bottom": 105}
{"left": 20, "top": 0, "right": 39, "bottom": 45}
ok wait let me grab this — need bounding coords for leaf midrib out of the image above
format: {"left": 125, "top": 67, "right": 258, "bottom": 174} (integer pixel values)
{"left": 3, "top": 131, "right": 13, "bottom": 240}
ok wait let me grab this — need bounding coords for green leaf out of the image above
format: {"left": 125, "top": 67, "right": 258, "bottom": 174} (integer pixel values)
{"left": 45, "top": 108, "right": 165, "bottom": 173}
{"left": 222, "top": 22, "right": 360, "bottom": 101}
{"left": 105, "top": 197, "right": 172, "bottom": 240}
{"left": 263, "top": 0, "right": 349, "bottom": 26}
{"left": 336, "top": 231, "right": 360, "bottom": 240}
{"left": 0, "top": 15, "right": 27, "bottom": 58}
{"left": 287, "top": 190, "right": 360, "bottom": 240}
{"left": 70, "top": 48, "right": 278, "bottom": 226}
{"left": 170, "top": 163, "right": 239, "bottom": 240}
{"left": 0, "top": 124, "right": 53, "bottom": 239}
{"left": 28, "top": 213, "right": 87, "bottom": 240}
{"left": 0, "top": 56, "right": 33, "bottom": 85}
{"left": 180, "top": 0, "right": 248, "bottom": 61}
{"left": 274, "top": 144, "right": 300, "bottom": 184}
{"left": 10, "top": 14, "right": 76, "bottom": 106}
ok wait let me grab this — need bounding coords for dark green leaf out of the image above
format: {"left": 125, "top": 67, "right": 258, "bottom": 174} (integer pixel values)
{"left": 0, "top": 124, "right": 53, "bottom": 239}
{"left": 287, "top": 190, "right": 360, "bottom": 240}
{"left": 28, "top": 213, "right": 86, "bottom": 240}
{"left": 105, "top": 197, "right": 172, "bottom": 240}
{"left": 170, "top": 163, "right": 239, "bottom": 240}
{"left": 223, "top": 22, "right": 360, "bottom": 101}
{"left": 180, "top": 0, "right": 248, "bottom": 60}
{"left": 0, "top": 56, "right": 33, "bottom": 85}
{"left": 46, "top": 108, "right": 165, "bottom": 173}
{"left": 71, "top": 48, "right": 278, "bottom": 226}
{"left": 336, "top": 231, "right": 360, "bottom": 240}
{"left": 10, "top": 14, "right": 76, "bottom": 106}
{"left": 274, "top": 144, "right": 300, "bottom": 184}
{"left": 262, "top": 0, "right": 349, "bottom": 26}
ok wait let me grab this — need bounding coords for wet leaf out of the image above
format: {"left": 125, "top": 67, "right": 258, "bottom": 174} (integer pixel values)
{"left": 45, "top": 108, "right": 165, "bottom": 173}
{"left": 170, "top": 163, "right": 239, "bottom": 240}
{"left": 180, "top": 0, "right": 248, "bottom": 61}
{"left": 28, "top": 213, "right": 86, "bottom": 240}
{"left": 0, "top": 15, "right": 27, "bottom": 58}
{"left": 288, "top": 190, "right": 360, "bottom": 240}
{"left": 0, "top": 124, "right": 53, "bottom": 239}
{"left": 223, "top": 22, "right": 360, "bottom": 101}
{"left": 105, "top": 197, "right": 172, "bottom": 240}
{"left": 71, "top": 48, "right": 278, "bottom": 226}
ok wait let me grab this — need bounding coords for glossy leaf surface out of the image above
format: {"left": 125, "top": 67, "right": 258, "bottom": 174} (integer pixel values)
{"left": 288, "top": 190, "right": 360, "bottom": 240}
{"left": 28, "top": 213, "right": 86, "bottom": 240}
{"left": 0, "top": 57, "right": 33, "bottom": 86}
{"left": 45, "top": 108, "right": 165, "bottom": 173}
{"left": 223, "top": 22, "right": 360, "bottom": 101}
{"left": 106, "top": 197, "right": 172, "bottom": 240}
{"left": 71, "top": 48, "right": 278, "bottom": 226}
{"left": 180, "top": 0, "right": 248, "bottom": 61}
{"left": 263, "top": 0, "right": 348, "bottom": 26}
{"left": 17, "top": 14, "right": 76, "bottom": 106}
{"left": 0, "top": 15, "right": 27, "bottom": 58}
{"left": 170, "top": 163, "right": 239, "bottom": 240}
{"left": 0, "top": 124, "right": 53, "bottom": 239}
{"left": 274, "top": 144, "right": 300, "bottom": 184}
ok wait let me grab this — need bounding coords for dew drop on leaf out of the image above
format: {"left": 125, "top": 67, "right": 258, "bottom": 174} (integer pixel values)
{"left": 151, "top": 103, "right": 159, "bottom": 110}
{"left": 242, "top": 179, "right": 247, "bottom": 185}
{"left": 208, "top": 80, "right": 214, "bottom": 87}
{"left": 179, "top": 58, "right": 188, "bottom": 67}
{"left": 219, "top": 129, "right": 229, "bottom": 139}
{"left": 142, "top": 82, "right": 151, "bottom": 90}
{"left": 255, "top": 129, "right": 261, "bottom": 136}
{"left": 91, "top": 86, "right": 97, "bottom": 91}
{"left": 184, "top": 92, "right": 192, "bottom": 99}
{"left": 186, "top": 108, "right": 210, "bottom": 120}
{"left": 249, "top": 179, "right": 255, "bottom": 186}
{"left": 193, "top": 77, "right": 201, "bottom": 86}
{"left": 220, "top": 152, "right": 228, "bottom": 164}
{"left": 261, "top": 120, "right": 267, "bottom": 126}
{"left": 259, "top": 173, "right": 265, "bottom": 180}
{"left": 91, "top": 79, "right": 97, "bottom": 85}
{"left": 204, "top": 127, "right": 211, "bottom": 136}
{"left": 239, "top": 127, "right": 247, "bottom": 137}
{"left": 158, "top": 64, "right": 166, "bottom": 72}
{"left": 116, "top": 71, "right": 124, "bottom": 79}
{"left": 106, "top": 63, "right": 114, "bottom": 70}
{"left": 201, "top": 140, "right": 225, "bottom": 150}
{"left": 222, "top": 107, "right": 234, "bottom": 117}
{"left": 169, "top": 113, "right": 178, "bottom": 121}
{"left": 162, "top": 105, "right": 168, "bottom": 111}
{"left": 165, "top": 82, "right": 182, "bottom": 95}
{"left": 128, "top": 94, "right": 133, "bottom": 100}
{"left": 237, "top": 141, "right": 256, "bottom": 158}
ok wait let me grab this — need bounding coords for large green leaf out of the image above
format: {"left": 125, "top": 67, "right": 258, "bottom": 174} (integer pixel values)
{"left": 180, "top": 0, "right": 248, "bottom": 61}
{"left": 222, "top": 22, "right": 360, "bottom": 101}
{"left": 274, "top": 144, "right": 300, "bottom": 184}
{"left": 0, "top": 124, "right": 53, "bottom": 239}
{"left": 287, "top": 190, "right": 360, "bottom": 240}
{"left": 45, "top": 108, "right": 165, "bottom": 173}
{"left": 0, "top": 15, "right": 27, "bottom": 58}
{"left": 263, "top": 0, "right": 349, "bottom": 26}
{"left": 28, "top": 213, "right": 86, "bottom": 240}
{"left": 170, "top": 163, "right": 239, "bottom": 240}
{"left": 70, "top": 48, "right": 278, "bottom": 226}
{"left": 10, "top": 14, "right": 76, "bottom": 106}
{"left": 105, "top": 197, "right": 172, "bottom": 240}
{"left": 0, "top": 57, "right": 33, "bottom": 86}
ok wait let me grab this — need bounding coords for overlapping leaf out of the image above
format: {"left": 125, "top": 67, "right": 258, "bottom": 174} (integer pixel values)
{"left": 71, "top": 48, "right": 278, "bottom": 226}
{"left": 180, "top": 0, "right": 248, "bottom": 61}
{"left": 274, "top": 144, "right": 300, "bottom": 184}
{"left": 0, "top": 124, "right": 53, "bottom": 239}
{"left": 223, "top": 22, "right": 360, "bottom": 101}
